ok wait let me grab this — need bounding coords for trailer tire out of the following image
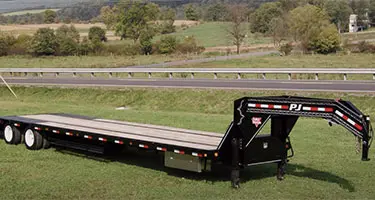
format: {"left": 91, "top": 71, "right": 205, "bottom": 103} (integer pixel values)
{"left": 4, "top": 125, "right": 21, "bottom": 145}
{"left": 43, "top": 138, "right": 51, "bottom": 149}
{"left": 24, "top": 129, "right": 43, "bottom": 150}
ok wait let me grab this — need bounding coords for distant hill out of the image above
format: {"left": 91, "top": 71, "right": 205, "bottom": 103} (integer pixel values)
{"left": 0, "top": 0, "right": 276, "bottom": 14}
{"left": 0, "top": 0, "right": 94, "bottom": 13}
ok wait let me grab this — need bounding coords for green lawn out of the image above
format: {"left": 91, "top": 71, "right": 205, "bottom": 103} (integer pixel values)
{"left": 174, "top": 53, "right": 375, "bottom": 69}
{"left": 0, "top": 54, "right": 209, "bottom": 68}
{"left": 154, "top": 22, "right": 272, "bottom": 48}
{"left": 0, "top": 86, "right": 374, "bottom": 199}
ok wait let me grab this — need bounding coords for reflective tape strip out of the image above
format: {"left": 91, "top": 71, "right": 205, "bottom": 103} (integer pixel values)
{"left": 139, "top": 144, "right": 149, "bottom": 148}
{"left": 156, "top": 147, "right": 167, "bottom": 151}
{"left": 99, "top": 137, "right": 107, "bottom": 142}
{"left": 66, "top": 132, "right": 74, "bottom": 136}
{"left": 174, "top": 150, "right": 185, "bottom": 154}
{"left": 248, "top": 103, "right": 288, "bottom": 110}
{"left": 192, "top": 152, "right": 203, "bottom": 157}
{"left": 114, "top": 140, "right": 123, "bottom": 144}
{"left": 34, "top": 127, "right": 41, "bottom": 131}
{"left": 303, "top": 107, "right": 333, "bottom": 112}
{"left": 14, "top": 123, "right": 20, "bottom": 127}
{"left": 335, "top": 110, "right": 363, "bottom": 131}
{"left": 53, "top": 130, "right": 60, "bottom": 134}
{"left": 84, "top": 135, "right": 92, "bottom": 139}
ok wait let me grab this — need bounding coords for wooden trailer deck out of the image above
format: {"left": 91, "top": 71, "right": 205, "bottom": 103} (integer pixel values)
{"left": 2, "top": 114, "right": 224, "bottom": 150}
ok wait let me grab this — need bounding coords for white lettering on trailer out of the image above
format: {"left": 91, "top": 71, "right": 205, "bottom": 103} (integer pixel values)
{"left": 289, "top": 104, "right": 302, "bottom": 111}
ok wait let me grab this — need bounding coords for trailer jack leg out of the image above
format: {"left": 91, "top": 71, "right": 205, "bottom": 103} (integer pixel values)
{"left": 231, "top": 138, "right": 240, "bottom": 189}
{"left": 277, "top": 159, "right": 286, "bottom": 180}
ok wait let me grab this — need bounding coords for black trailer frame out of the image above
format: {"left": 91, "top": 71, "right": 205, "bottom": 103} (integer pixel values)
{"left": 0, "top": 96, "right": 373, "bottom": 188}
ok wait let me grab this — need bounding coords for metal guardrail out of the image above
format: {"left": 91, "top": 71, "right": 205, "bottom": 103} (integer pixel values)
{"left": 1, "top": 68, "right": 375, "bottom": 80}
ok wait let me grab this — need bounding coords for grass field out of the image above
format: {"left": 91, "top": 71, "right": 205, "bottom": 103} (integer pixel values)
{"left": 0, "top": 54, "right": 210, "bottom": 68}
{"left": 0, "top": 86, "right": 374, "bottom": 199}
{"left": 174, "top": 53, "right": 375, "bottom": 69}
{"left": 154, "top": 22, "right": 272, "bottom": 47}
{"left": 2, "top": 9, "right": 60, "bottom": 16}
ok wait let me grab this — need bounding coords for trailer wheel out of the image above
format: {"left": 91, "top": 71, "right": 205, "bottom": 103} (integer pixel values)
{"left": 24, "top": 129, "right": 43, "bottom": 150}
{"left": 43, "top": 138, "right": 51, "bottom": 149}
{"left": 4, "top": 125, "right": 21, "bottom": 145}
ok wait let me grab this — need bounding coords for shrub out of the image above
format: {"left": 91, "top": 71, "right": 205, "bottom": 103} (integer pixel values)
{"left": 104, "top": 43, "right": 141, "bottom": 56}
{"left": 28, "top": 28, "right": 58, "bottom": 56}
{"left": 157, "top": 35, "right": 178, "bottom": 54}
{"left": 88, "top": 26, "right": 107, "bottom": 42}
{"left": 58, "top": 37, "right": 79, "bottom": 56}
{"left": 279, "top": 43, "right": 293, "bottom": 56}
{"left": 56, "top": 24, "right": 80, "bottom": 43}
{"left": 0, "top": 32, "right": 16, "bottom": 56}
{"left": 160, "top": 22, "right": 176, "bottom": 34}
{"left": 8, "top": 34, "right": 32, "bottom": 55}
{"left": 176, "top": 35, "right": 205, "bottom": 54}
{"left": 309, "top": 25, "right": 341, "bottom": 54}
{"left": 79, "top": 37, "right": 91, "bottom": 56}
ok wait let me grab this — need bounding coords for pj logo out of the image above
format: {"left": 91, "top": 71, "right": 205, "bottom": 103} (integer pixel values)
{"left": 289, "top": 104, "right": 302, "bottom": 111}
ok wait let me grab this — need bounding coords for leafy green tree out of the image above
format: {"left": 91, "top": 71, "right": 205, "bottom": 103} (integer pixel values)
{"left": 250, "top": 2, "right": 283, "bottom": 33}
{"left": 158, "top": 35, "right": 178, "bottom": 54}
{"left": 56, "top": 25, "right": 80, "bottom": 43}
{"left": 269, "top": 15, "right": 290, "bottom": 50}
{"left": 324, "top": 0, "right": 352, "bottom": 33}
{"left": 29, "top": 28, "right": 58, "bottom": 56}
{"left": 88, "top": 26, "right": 107, "bottom": 42}
{"left": 184, "top": 4, "right": 199, "bottom": 21}
{"left": 9, "top": 34, "right": 32, "bottom": 55}
{"left": 44, "top": 9, "right": 57, "bottom": 24}
{"left": 100, "top": 5, "right": 119, "bottom": 30}
{"left": 206, "top": 3, "right": 227, "bottom": 21}
{"left": 309, "top": 24, "right": 341, "bottom": 54}
{"left": 357, "top": 0, "right": 370, "bottom": 27}
{"left": 369, "top": 0, "right": 375, "bottom": 24}
{"left": 79, "top": 37, "right": 91, "bottom": 56}
{"left": 115, "top": 0, "right": 159, "bottom": 43}
{"left": 289, "top": 5, "right": 330, "bottom": 52}
{"left": 0, "top": 32, "right": 16, "bottom": 56}
{"left": 228, "top": 4, "right": 249, "bottom": 54}
{"left": 160, "top": 8, "right": 176, "bottom": 34}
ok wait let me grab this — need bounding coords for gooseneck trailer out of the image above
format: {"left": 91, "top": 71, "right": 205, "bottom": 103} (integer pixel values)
{"left": 0, "top": 96, "right": 373, "bottom": 188}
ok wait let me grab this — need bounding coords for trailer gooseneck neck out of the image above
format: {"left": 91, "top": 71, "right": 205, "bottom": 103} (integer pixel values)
{"left": 217, "top": 96, "right": 373, "bottom": 188}
{"left": 0, "top": 96, "right": 372, "bottom": 189}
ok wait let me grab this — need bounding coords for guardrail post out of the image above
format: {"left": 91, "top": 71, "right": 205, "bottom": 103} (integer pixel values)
{"left": 148, "top": 72, "right": 152, "bottom": 79}
{"left": 24, "top": 72, "right": 27, "bottom": 77}
{"left": 191, "top": 73, "right": 194, "bottom": 79}
{"left": 128, "top": 72, "right": 132, "bottom": 78}
{"left": 262, "top": 73, "right": 266, "bottom": 80}
{"left": 39, "top": 72, "right": 43, "bottom": 77}
{"left": 73, "top": 72, "right": 77, "bottom": 78}
{"left": 91, "top": 72, "right": 95, "bottom": 78}
{"left": 373, "top": 74, "right": 375, "bottom": 80}
{"left": 109, "top": 72, "right": 113, "bottom": 78}
{"left": 315, "top": 73, "right": 319, "bottom": 80}
{"left": 288, "top": 73, "right": 291, "bottom": 80}
{"left": 237, "top": 73, "right": 241, "bottom": 79}
{"left": 344, "top": 73, "right": 347, "bottom": 81}
{"left": 169, "top": 72, "right": 173, "bottom": 79}
{"left": 55, "top": 72, "right": 59, "bottom": 77}
{"left": 214, "top": 73, "right": 218, "bottom": 79}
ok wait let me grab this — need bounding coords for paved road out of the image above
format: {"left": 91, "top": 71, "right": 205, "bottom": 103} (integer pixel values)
{"left": 3, "top": 77, "right": 375, "bottom": 92}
